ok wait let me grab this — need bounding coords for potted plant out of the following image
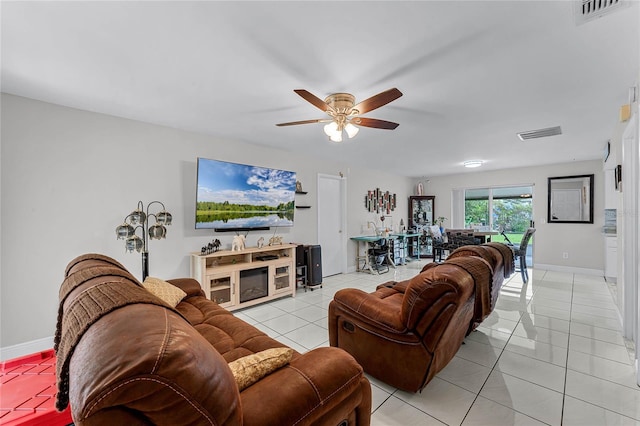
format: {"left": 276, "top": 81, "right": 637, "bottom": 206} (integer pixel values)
{"left": 435, "top": 217, "right": 447, "bottom": 233}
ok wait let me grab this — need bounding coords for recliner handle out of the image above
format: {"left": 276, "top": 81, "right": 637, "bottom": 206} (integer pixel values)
{"left": 342, "top": 321, "right": 355, "bottom": 333}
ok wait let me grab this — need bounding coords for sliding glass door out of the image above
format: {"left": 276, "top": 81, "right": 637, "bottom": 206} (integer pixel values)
{"left": 464, "top": 186, "right": 534, "bottom": 266}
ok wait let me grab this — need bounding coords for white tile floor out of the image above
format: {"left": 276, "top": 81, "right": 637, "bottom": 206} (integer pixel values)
{"left": 234, "top": 260, "right": 640, "bottom": 425}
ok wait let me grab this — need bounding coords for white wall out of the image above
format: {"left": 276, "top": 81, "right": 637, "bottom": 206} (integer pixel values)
{"left": 422, "top": 161, "right": 605, "bottom": 273}
{"left": 0, "top": 94, "right": 412, "bottom": 352}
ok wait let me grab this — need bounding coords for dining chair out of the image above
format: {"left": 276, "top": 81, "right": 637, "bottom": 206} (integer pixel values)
{"left": 368, "top": 238, "right": 390, "bottom": 274}
{"left": 512, "top": 227, "right": 536, "bottom": 283}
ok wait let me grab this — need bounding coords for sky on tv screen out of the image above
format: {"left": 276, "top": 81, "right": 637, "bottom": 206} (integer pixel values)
{"left": 197, "top": 159, "right": 296, "bottom": 206}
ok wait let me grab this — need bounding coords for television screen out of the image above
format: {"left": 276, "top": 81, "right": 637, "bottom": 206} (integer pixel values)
{"left": 196, "top": 158, "right": 296, "bottom": 230}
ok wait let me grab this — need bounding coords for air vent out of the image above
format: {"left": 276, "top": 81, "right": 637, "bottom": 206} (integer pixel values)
{"left": 574, "top": 0, "right": 631, "bottom": 26}
{"left": 517, "top": 126, "right": 562, "bottom": 141}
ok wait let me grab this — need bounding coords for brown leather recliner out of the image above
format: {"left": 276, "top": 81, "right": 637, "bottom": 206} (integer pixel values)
{"left": 57, "top": 254, "right": 371, "bottom": 425}
{"left": 329, "top": 256, "right": 491, "bottom": 393}
{"left": 328, "top": 243, "right": 515, "bottom": 393}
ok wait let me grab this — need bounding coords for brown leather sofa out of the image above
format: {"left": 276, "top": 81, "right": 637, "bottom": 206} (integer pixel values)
{"left": 55, "top": 253, "right": 371, "bottom": 425}
{"left": 328, "top": 243, "right": 514, "bottom": 393}
{"left": 446, "top": 242, "right": 515, "bottom": 331}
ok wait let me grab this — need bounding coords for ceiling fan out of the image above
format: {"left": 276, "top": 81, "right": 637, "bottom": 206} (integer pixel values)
{"left": 276, "top": 88, "right": 403, "bottom": 142}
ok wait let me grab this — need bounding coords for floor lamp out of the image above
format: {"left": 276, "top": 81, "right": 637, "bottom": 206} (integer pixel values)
{"left": 115, "top": 200, "right": 172, "bottom": 280}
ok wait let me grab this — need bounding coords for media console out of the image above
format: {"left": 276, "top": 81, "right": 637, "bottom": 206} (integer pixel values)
{"left": 190, "top": 243, "right": 297, "bottom": 311}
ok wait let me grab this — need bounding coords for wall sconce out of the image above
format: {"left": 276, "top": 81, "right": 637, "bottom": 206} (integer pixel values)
{"left": 115, "top": 200, "right": 172, "bottom": 280}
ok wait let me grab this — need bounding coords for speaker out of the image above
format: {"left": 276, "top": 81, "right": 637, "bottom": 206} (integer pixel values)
{"left": 305, "top": 245, "right": 323, "bottom": 286}
{"left": 296, "top": 244, "right": 306, "bottom": 267}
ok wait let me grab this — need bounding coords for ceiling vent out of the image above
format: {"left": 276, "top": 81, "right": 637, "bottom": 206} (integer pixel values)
{"left": 574, "top": 0, "right": 631, "bottom": 26}
{"left": 517, "top": 126, "right": 562, "bottom": 141}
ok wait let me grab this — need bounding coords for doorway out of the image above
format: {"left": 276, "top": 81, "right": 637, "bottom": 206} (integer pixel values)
{"left": 317, "top": 174, "right": 346, "bottom": 277}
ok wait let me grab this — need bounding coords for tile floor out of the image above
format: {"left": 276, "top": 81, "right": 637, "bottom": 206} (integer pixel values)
{"left": 233, "top": 260, "right": 640, "bottom": 425}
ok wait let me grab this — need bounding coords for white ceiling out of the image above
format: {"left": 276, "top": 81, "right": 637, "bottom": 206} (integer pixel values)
{"left": 2, "top": 1, "right": 638, "bottom": 177}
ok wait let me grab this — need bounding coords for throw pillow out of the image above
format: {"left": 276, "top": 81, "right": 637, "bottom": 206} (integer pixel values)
{"left": 228, "top": 347, "right": 294, "bottom": 391}
{"left": 142, "top": 277, "right": 187, "bottom": 308}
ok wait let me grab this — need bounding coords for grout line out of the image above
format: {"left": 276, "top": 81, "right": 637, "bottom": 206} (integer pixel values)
{"left": 558, "top": 274, "right": 574, "bottom": 426}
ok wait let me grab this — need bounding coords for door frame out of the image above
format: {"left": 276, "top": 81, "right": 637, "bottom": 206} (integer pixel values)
{"left": 618, "top": 114, "right": 639, "bottom": 385}
{"left": 457, "top": 184, "right": 535, "bottom": 265}
{"left": 317, "top": 173, "right": 347, "bottom": 275}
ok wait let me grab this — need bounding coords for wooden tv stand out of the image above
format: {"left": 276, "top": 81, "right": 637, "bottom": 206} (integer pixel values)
{"left": 190, "top": 243, "right": 297, "bottom": 311}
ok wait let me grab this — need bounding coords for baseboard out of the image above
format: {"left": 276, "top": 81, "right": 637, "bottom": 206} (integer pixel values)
{"left": 535, "top": 263, "right": 604, "bottom": 276}
{"left": 0, "top": 336, "right": 54, "bottom": 362}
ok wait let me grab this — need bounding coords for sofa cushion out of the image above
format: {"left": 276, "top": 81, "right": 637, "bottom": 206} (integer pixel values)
{"left": 228, "top": 347, "right": 294, "bottom": 390}
{"left": 175, "top": 295, "right": 297, "bottom": 362}
{"left": 143, "top": 276, "right": 187, "bottom": 307}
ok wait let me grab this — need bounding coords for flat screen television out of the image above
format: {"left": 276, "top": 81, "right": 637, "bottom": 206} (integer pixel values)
{"left": 195, "top": 157, "right": 296, "bottom": 231}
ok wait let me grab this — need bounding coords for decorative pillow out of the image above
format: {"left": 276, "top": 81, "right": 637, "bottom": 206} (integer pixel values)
{"left": 228, "top": 347, "right": 294, "bottom": 391}
{"left": 142, "top": 277, "right": 187, "bottom": 308}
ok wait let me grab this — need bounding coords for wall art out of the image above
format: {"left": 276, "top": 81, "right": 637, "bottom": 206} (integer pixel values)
{"left": 365, "top": 188, "right": 396, "bottom": 214}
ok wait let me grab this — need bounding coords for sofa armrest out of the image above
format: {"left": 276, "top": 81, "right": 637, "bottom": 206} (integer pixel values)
{"left": 332, "top": 288, "right": 406, "bottom": 332}
{"left": 420, "top": 262, "right": 439, "bottom": 273}
{"left": 375, "top": 280, "right": 398, "bottom": 290}
{"left": 374, "top": 280, "right": 410, "bottom": 293}
{"left": 69, "top": 304, "right": 242, "bottom": 425}
{"left": 167, "top": 278, "right": 205, "bottom": 298}
{"left": 240, "top": 347, "right": 371, "bottom": 426}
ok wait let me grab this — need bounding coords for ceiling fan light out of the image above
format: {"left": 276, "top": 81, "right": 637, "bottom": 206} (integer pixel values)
{"left": 329, "top": 132, "right": 343, "bottom": 142}
{"left": 324, "top": 121, "right": 339, "bottom": 137}
{"left": 345, "top": 123, "right": 359, "bottom": 138}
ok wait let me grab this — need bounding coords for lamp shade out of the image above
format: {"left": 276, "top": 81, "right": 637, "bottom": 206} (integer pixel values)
{"left": 129, "top": 209, "right": 146, "bottom": 225}
{"left": 329, "top": 131, "right": 343, "bottom": 142}
{"left": 115, "top": 223, "right": 135, "bottom": 239}
{"left": 156, "top": 211, "right": 172, "bottom": 225}
{"left": 149, "top": 224, "right": 167, "bottom": 240}
{"left": 125, "top": 235, "right": 143, "bottom": 252}
{"left": 345, "top": 123, "right": 359, "bottom": 138}
{"left": 324, "top": 121, "right": 339, "bottom": 137}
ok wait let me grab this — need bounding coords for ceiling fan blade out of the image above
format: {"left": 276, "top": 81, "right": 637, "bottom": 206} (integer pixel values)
{"left": 352, "top": 117, "right": 399, "bottom": 130}
{"left": 294, "top": 89, "right": 331, "bottom": 112}
{"left": 276, "top": 119, "right": 327, "bottom": 127}
{"left": 352, "top": 88, "right": 403, "bottom": 114}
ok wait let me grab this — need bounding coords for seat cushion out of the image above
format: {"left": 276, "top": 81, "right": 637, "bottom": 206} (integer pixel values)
{"left": 175, "top": 295, "right": 299, "bottom": 362}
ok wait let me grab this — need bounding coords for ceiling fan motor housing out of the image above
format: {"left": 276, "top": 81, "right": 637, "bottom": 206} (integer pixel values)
{"left": 325, "top": 93, "right": 356, "bottom": 114}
